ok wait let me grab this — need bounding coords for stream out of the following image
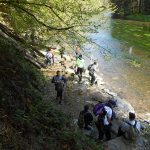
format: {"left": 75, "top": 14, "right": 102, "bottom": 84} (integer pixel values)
{"left": 85, "top": 19, "right": 150, "bottom": 120}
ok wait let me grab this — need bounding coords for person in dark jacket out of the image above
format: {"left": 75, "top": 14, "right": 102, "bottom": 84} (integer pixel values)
{"left": 78, "top": 105, "right": 93, "bottom": 130}
{"left": 52, "top": 71, "right": 67, "bottom": 104}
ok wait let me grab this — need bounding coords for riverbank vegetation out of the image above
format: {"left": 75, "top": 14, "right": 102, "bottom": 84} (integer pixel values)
{"left": 126, "top": 14, "right": 150, "bottom": 22}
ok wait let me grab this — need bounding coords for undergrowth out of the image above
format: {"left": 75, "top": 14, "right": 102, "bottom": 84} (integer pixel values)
{"left": 0, "top": 35, "right": 102, "bottom": 150}
{"left": 126, "top": 14, "right": 150, "bottom": 22}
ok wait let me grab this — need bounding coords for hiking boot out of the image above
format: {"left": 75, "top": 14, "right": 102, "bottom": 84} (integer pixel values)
{"left": 59, "top": 100, "right": 62, "bottom": 104}
{"left": 84, "top": 126, "right": 91, "bottom": 130}
{"left": 90, "top": 83, "right": 94, "bottom": 86}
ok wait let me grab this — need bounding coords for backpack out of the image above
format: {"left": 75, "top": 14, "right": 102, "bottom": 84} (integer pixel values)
{"left": 77, "top": 111, "right": 87, "bottom": 128}
{"left": 93, "top": 103, "right": 105, "bottom": 116}
{"left": 93, "top": 102, "right": 116, "bottom": 121}
{"left": 125, "top": 121, "right": 139, "bottom": 141}
{"left": 87, "top": 64, "right": 93, "bottom": 71}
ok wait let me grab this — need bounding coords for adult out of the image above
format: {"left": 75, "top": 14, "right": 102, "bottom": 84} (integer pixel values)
{"left": 59, "top": 47, "right": 65, "bottom": 58}
{"left": 88, "top": 61, "right": 97, "bottom": 85}
{"left": 78, "top": 105, "right": 93, "bottom": 130}
{"left": 96, "top": 100, "right": 116, "bottom": 141}
{"left": 75, "top": 54, "right": 85, "bottom": 82}
{"left": 52, "top": 71, "right": 67, "bottom": 104}
{"left": 117, "top": 112, "right": 141, "bottom": 139}
{"left": 50, "top": 46, "right": 56, "bottom": 64}
{"left": 45, "top": 47, "right": 55, "bottom": 67}
{"left": 75, "top": 46, "right": 81, "bottom": 60}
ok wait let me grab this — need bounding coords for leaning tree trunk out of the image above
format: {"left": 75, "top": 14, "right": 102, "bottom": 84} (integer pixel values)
{"left": 0, "top": 23, "right": 45, "bottom": 57}
{"left": 0, "top": 24, "right": 46, "bottom": 69}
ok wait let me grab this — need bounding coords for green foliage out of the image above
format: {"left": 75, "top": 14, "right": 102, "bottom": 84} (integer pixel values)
{"left": 0, "top": 35, "right": 45, "bottom": 114}
{"left": 127, "top": 14, "right": 150, "bottom": 22}
{"left": 0, "top": 0, "right": 113, "bottom": 47}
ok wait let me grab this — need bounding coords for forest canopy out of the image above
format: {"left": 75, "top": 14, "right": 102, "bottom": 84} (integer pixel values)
{"left": 0, "top": 0, "right": 114, "bottom": 48}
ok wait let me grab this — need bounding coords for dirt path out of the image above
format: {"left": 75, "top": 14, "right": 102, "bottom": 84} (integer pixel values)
{"left": 41, "top": 60, "right": 85, "bottom": 117}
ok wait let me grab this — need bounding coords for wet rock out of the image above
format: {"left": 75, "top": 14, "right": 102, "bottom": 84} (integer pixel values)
{"left": 115, "top": 97, "right": 135, "bottom": 118}
{"left": 103, "top": 136, "right": 150, "bottom": 150}
{"left": 104, "top": 89, "right": 118, "bottom": 97}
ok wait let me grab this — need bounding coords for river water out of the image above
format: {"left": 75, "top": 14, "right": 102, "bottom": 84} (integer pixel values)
{"left": 85, "top": 19, "right": 150, "bottom": 120}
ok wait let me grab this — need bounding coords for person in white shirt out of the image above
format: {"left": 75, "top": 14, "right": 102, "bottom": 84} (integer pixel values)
{"left": 96, "top": 101, "right": 114, "bottom": 141}
{"left": 75, "top": 54, "right": 85, "bottom": 82}
{"left": 45, "top": 47, "right": 55, "bottom": 67}
{"left": 103, "top": 106, "right": 113, "bottom": 125}
{"left": 88, "top": 61, "right": 98, "bottom": 85}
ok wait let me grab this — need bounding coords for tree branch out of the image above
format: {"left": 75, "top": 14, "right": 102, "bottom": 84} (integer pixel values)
{"left": 0, "top": 1, "right": 74, "bottom": 31}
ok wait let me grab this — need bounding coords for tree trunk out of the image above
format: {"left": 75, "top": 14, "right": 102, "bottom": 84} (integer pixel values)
{"left": 0, "top": 23, "right": 45, "bottom": 57}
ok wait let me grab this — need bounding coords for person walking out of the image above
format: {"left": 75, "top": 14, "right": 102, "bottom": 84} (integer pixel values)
{"left": 78, "top": 105, "right": 93, "bottom": 130}
{"left": 88, "top": 61, "right": 97, "bottom": 85}
{"left": 45, "top": 48, "right": 53, "bottom": 67}
{"left": 52, "top": 71, "right": 67, "bottom": 104}
{"left": 75, "top": 46, "right": 81, "bottom": 60}
{"left": 45, "top": 47, "right": 55, "bottom": 67}
{"left": 59, "top": 47, "right": 65, "bottom": 58}
{"left": 75, "top": 54, "right": 85, "bottom": 82}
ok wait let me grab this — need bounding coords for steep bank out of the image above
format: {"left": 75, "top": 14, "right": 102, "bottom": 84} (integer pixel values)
{"left": 0, "top": 31, "right": 103, "bottom": 150}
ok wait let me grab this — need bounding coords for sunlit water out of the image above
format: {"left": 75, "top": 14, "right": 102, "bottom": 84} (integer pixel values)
{"left": 85, "top": 19, "right": 150, "bottom": 120}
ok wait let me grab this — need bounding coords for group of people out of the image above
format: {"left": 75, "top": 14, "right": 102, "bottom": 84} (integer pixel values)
{"left": 46, "top": 45, "right": 98, "bottom": 86}
{"left": 78, "top": 102, "right": 141, "bottom": 141}
{"left": 49, "top": 45, "right": 142, "bottom": 142}
{"left": 78, "top": 100, "right": 117, "bottom": 141}
{"left": 75, "top": 46, "right": 98, "bottom": 85}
